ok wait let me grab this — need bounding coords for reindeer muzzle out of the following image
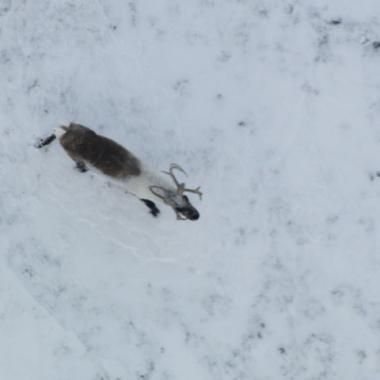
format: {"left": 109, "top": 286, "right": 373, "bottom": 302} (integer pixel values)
{"left": 176, "top": 206, "right": 200, "bottom": 221}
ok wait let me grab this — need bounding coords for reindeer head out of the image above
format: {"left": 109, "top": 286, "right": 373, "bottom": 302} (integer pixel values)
{"left": 149, "top": 164, "right": 202, "bottom": 221}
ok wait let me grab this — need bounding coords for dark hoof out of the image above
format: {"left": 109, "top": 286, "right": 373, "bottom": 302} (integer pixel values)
{"left": 150, "top": 208, "right": 160, "bottom": 217}
{"left": 75, "top": 161, "right": 88, "bottom": 173}
{"left": 141, "top": 199, "right": 160, "bottom": 217}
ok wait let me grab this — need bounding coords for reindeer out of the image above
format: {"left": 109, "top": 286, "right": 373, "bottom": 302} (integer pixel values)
{"left": 35, "top": 123, "right": 202, "bottom": 220}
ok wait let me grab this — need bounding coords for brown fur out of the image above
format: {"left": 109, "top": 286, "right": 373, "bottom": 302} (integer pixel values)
{"left": 59, "top": 123, "right": 141, "bottom": 179}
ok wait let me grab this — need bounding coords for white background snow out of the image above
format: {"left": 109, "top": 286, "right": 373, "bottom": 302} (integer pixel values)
{"left": 1, "top": 0, "right": 380, "bottom": 379}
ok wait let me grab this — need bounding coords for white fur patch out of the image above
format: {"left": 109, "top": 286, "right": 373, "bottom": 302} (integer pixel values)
{"left": 123, "top": 164, "right": 176, "bottom": 203}
{"left": 54, "top": 126, "right": 67, "bottom": 138}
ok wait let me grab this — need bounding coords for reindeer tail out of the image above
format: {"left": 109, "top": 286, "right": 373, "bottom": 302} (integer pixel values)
{"left": 54, "top": 125, "right": 68, "bottom": 138}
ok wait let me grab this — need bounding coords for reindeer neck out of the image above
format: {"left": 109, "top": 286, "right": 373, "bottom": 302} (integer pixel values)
{"left": 123, "top": 163, "right": 176, "bottom": 202}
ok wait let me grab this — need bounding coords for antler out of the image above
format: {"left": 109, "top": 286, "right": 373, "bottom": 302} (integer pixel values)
{"left": 182, "top": 185, "right": 203, "bottom": 199}
{"left": 162, "top": 163, "right": 187, "bottom": 187}
{"left": 163, "top": 163, "right": 203, "bottom": 200}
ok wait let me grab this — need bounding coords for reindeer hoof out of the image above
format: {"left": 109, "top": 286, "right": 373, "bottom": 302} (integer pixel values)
{"left": 141, "top": 199, "right": 160, "bottom": 217}
{"left": 75, "top": 161, "right": 88, "bottom": 173}
{"left": 150, "top": 208, "right": 160, "bottom": 217}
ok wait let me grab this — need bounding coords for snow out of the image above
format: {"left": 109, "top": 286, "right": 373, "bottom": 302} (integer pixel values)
{"left": 1, "top": 0, "right": 380, "bottom": 379}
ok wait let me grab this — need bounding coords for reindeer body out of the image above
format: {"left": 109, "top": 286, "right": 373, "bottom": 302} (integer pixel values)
{"left": 36, "top": 123, "right": 201, "bottom": 220}
{"left": 58, "top": 123, "right": 141, "bottom": 178}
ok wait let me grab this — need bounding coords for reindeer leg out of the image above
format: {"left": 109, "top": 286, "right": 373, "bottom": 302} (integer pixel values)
{"left": 141, "top": 199, "right": 160, "bottom": 217}
{"left": 75, "top": 160, "right": 88, "bottom": 173}
{"left": 34, "top": 134, "right": 56, "bottom": 149}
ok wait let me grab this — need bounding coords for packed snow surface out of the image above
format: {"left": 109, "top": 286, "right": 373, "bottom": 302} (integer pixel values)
{"left": 1, "top": 1, "right": 380, "bottom": 379}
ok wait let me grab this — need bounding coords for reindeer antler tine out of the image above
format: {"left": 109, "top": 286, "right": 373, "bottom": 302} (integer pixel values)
{"left": 170, "top": 163, "right": 188, "bottom": 177}
{"left": 162, "top": 170, "right": 181, "bottom": 188}
{"left": 183, "top": 186, "right": 203, "bottom": 200}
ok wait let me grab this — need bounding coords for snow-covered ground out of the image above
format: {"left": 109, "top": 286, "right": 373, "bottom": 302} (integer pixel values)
{"left": 1, "top": 1, "right": 380, "bottom": 379}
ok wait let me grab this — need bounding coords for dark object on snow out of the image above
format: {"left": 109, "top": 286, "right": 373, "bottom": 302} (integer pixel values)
{"left": 369, "top": 171, "right": 380, "bottom": 181}
{"left": 35, "top": 134, "right": 56, "bottom": 148}
{"left": 141, "top": 199, "right": 160, "bottom": 217}
{"left": 372, "top": 41, "right": 380, "bottom": 50}
{"left": 327, "top": 18, "right": 342, "bottom": 25}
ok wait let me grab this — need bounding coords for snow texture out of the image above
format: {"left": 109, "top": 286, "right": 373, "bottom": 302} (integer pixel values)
{"left": 1, "top": 0, "right": 380, "bottom": 379}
